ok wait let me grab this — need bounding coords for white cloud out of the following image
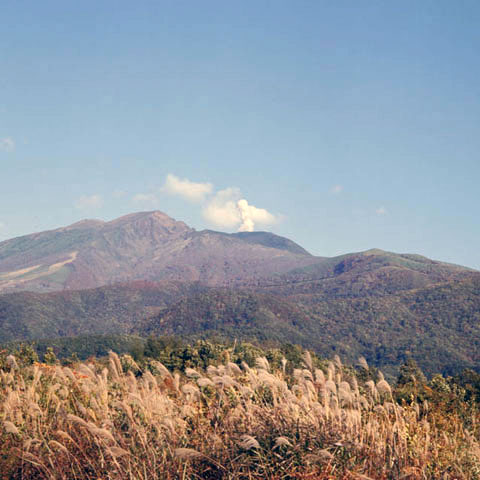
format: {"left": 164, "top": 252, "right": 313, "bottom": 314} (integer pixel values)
{"left": 0, "top": 222, "right": 5, "bottom": 229}
{"left": 0, "top": 138, "right": 15, "bottom": 152}
{"left": 75, "top": 194, "right": 103, "bottom": 210}
{"left": 202, "top": 188, "right": 277, "bottom": 232}
{"left": 330, "top": 185, "right": 343, "bottom": 194}
{"left": 132, "top": 193, "right": 158, "bottom": 205}
{"left": 162, "top": 173, "right": 213, "bottom": 202}
{"left": 376, "top": 206, "right": 387, "bottom": 215}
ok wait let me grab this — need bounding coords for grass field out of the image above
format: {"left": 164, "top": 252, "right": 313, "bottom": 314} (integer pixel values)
{"left": 1, "top": 350, "right": 479, "bottom": 479}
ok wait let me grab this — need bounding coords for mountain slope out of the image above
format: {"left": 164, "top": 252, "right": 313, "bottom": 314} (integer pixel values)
{"left": 138, "top": 273, "right": 480, "bottom": 377}
{"left": 0, "top": 267, "right": 479, "bottom": 376}
{"left": 0, "top": 281, "right": 209, "bottom": 343}
{"left": 254, "top": 248, "right": 474, "bottom": 297}
{"left": 138, "top": 288, "right": 316, "bottom": 347}
{"left": 0, "top": 211, "right": 315, "bottom": 293}
{"left": 1, "top": 211, "right": 479, "bottom": 377}
{"left": 228, "top": 231, "right": 312, "bottom": 255}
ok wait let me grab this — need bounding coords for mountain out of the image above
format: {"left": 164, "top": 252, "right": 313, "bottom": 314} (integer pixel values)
{"left": 138, "top": 288, "right": 315, "bottom": 347}
{"left": 1, "top": 271, "right": 479, "bottom": 377}
{"left": 0, "top": 281, "right": 209, "bottom": 343}
{"left": 226, "top": 231, "right": 312, "bottom": 255}
{"left": 0, "top": 211, "right": 316, "bottom": 293}
{"left": 0, "top": 210, "right": 479, "bottom": 377}
{"left": 255, "top": 248, "right": 474, "bottom": 297}
{"left": 136, "top": 273, "right": 480, "bottom": 377}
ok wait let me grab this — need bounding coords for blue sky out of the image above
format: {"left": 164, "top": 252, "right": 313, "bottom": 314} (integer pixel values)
{"left": 1, "top": 1, "right": 479, "bottom": 268}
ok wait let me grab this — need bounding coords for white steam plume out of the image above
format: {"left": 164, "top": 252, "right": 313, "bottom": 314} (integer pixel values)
{"left": 237, "top": 199, "right": 275, "bottom": 232}
{"left": 202, "top": 188, "right": 242, "bottom": 228}
{"left": 202, "top": 189, "right": 276, "bottom": 232}
{"left": 160, "top": 173, "right": 278, "bottom": 232}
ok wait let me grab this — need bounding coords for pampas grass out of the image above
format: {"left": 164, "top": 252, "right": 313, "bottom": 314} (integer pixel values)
{"left": 0, "top": 352, "right": 479, "bottom": 479}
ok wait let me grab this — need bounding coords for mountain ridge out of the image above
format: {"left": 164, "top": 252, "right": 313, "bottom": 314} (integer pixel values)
{"left": 1, "top": 273, "right": 479, "bottom": 376}
{"left": 0, "top": 211, "right": 315, "bottom": 293}
{"left": 1, "top": 210, "right": 479, "bottom": 376}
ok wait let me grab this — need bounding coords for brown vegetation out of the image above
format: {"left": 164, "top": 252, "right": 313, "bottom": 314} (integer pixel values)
{"left": 1, "top": 351, "right": 479, "bottom": 479}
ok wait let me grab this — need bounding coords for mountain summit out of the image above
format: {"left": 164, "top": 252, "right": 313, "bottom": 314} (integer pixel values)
{"left": 1, "top": 210, "right": 479, "bottom": 375}
{"left": 0, "top": 211, "right": 315, "bottom": 293}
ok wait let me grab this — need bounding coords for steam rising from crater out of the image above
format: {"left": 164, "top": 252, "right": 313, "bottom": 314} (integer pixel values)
{"left": 237, "top": 198, "right": 275, "bottom": 232}
{"left": 201, "top": 188, "right": 277, "bottom": 232}
{"left": 142, "top": 174, "right": 279, "bottom": 232}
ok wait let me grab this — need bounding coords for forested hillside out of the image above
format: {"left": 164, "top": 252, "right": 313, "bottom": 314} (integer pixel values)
{"left": 0, "top": 212, "right": 479, "bottom": 378}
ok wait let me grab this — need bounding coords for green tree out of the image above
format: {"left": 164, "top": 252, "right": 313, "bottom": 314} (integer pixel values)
{"left": 44, "top": 347, "right": 58, "bottom": 365}
{"left": 395, "top": 358, "right": 427, "bottom": 403}
{"left": 15, "top": 343, "right": 39, "bottom": 366}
